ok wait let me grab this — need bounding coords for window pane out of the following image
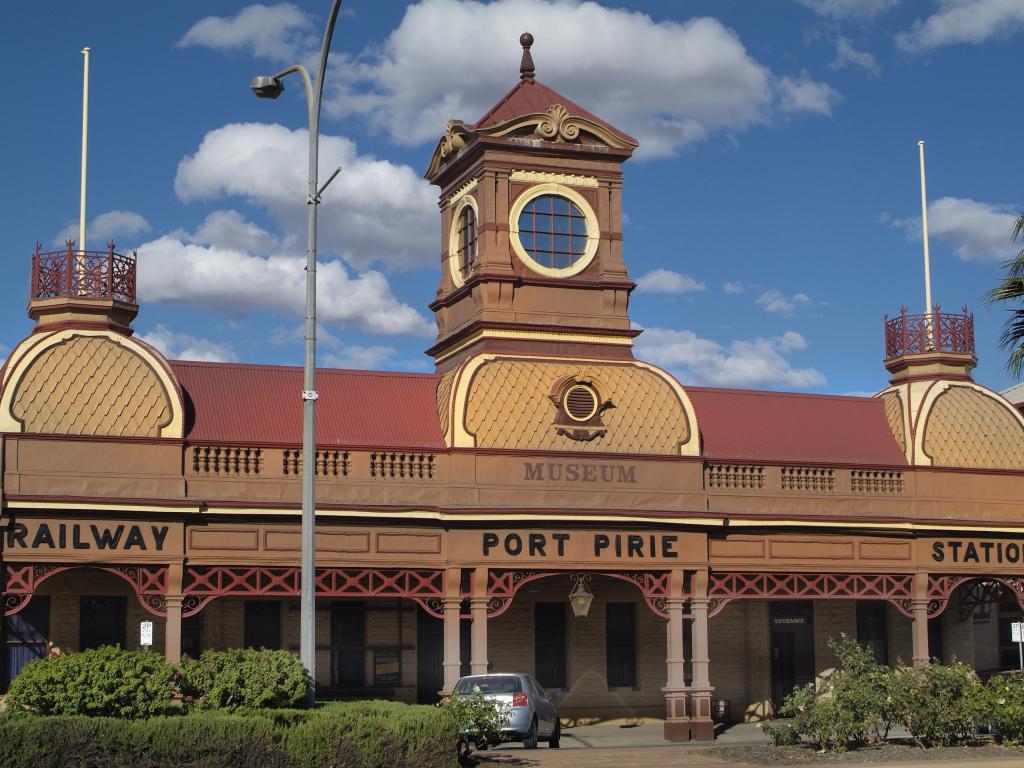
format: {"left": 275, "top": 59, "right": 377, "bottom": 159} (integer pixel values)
{"left": 572, "top": 217, "right": 588, "bottom": 236}
{"left": 553, "top": 196, "right": 570, "bottom": 215}
{"left": 534, "top": 195, "right": 551, "bottom": 214}
{"left": 535, "top": 232, "right": 552, "bottom": 252}
{"left": 553, "top": 214, "right": 571, "bottom": 234}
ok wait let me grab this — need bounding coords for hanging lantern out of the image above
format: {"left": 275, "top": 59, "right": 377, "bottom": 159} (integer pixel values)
{"left": 568, "top": 574, "right": 594, "bottom": 618}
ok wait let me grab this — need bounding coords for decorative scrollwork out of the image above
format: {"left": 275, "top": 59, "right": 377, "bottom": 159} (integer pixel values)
{"left": 412, "top": 597, "right": 446, "bottom": 620}
{"left": 535, "top": 103, "right": 586, "bottom": 143}
{"left": 3, "top": 594, "right": 29, "bottom": 615}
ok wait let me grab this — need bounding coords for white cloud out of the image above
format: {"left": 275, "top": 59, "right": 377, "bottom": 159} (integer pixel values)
{"left": 776, "top": 73, "right": 842, "bottom": 116}
{"left": 174, "top": 122, "right": 436, "bottom": 270}
{"left": 635, "top": 268, "right": 706, "bottom": 295}
{"left": 326, "top": 0, "right": 839, "bottom": 158}
{"left": 723, "top": 281, "right": 746, "bottom": 295}
{"left": 795, "top": 0, "right": 899, "bottom": 21}
{"left": 890, "top": 196, "right": 1021, "bottom": 262}
{"left": 53, "top": 210, "right": 151, "bottom": 247}
{"left": 755, "top": 289, "right": 816, "bottom": 317}
{"left": 635, "top": 327, "right": 826, "bottom": 389}
{"left": 172, "top": 210, "right": 279, "bottom": 257}
{"left": 829, "top": 37, "right": 881, "bottom": 77}
{"left": 177, "top": 3, "right": 316, "bottom": 64}
{"left": 896, "top": 0, "right": 1024, "bottom": 51}
{"left": 322, "top": 345, "right": 398, "bottom": 370}
{"left": 138, "top": 324, "right": 238, "bottom": 363}
{"left": 134, "top": 233, "right": 434, "bottom": 337}
{"left": 270, "top": 322, "right": 404, "bottom": 370}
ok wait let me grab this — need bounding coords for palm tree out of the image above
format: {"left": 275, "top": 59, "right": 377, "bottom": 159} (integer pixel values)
{"left": 987, "top": 214, "right": 1024, "bottom": 377}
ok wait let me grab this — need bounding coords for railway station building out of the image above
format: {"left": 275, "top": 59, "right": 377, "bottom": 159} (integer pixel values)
{"left": 3, "top": 37, "right": 1024, "bottom": 741}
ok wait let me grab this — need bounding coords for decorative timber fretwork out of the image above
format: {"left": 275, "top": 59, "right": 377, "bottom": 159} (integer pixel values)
{"left": 4, "top": 563, "right": 168, "bottom": 617}
{"left": 704, "top": 463, "right": 764, "bottom": 490}
{"left": 282, "top": 449, "right": 350, "bottom": 477}
{"left": 707, "top": 572, "right": 914, "bottom": 618}
{"left": 181, "top": 566, "right": 445, "bottom": 617}
{"left": 780, "top": 466, "right": 835, "bottom": 493}
{"left": 850, "top": 469, "right": 904, "bottom": 494}
{"left": 486, "top": 569, "right": 674, "bottom": 619}
{"left": 369, "top": 452, "right": 435, "bottom": 480}
{"left": 917, "top": 575, "right": 1024, "bottom": 619}
{"left": 192, "top": 446, "right": 263, "bottom": 476}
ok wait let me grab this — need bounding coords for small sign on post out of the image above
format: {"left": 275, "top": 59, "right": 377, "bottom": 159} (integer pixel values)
{"left": 140, "top": 620, "right": 153, "bottom": 647}
{"left": 1011, "top": 621, "right": 1024, "bottom": 670}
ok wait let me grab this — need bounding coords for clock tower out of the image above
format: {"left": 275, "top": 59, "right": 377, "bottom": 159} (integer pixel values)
{"left": 425, "top": 33, "right": 640, "bottom": 370}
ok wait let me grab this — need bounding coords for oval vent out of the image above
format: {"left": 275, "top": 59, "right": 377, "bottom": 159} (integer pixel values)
{"left": 564, "top": 384, "right": 598, "bottom": 421}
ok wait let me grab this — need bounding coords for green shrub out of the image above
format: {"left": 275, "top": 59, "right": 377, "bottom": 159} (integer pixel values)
{"left": 0, "top": 702, "right": 457, "bottom": 768}
{"left": 0, "top": 713, "right": 292, "bottom": 768}
{"left": 284, "top": 700, "right": 458, "bottom": 768}
{"left": 761, "top": 721, "right": 801, "bottom": 746}
{"left": 776, "top": 634, "right": 894, "bottom": 752}
{"left": 179, "top": 648, "right": 312, "bottom": 711}
{"left": 440, "top": 692, "right": 512, "bottom": 756}
{"left": 983, "top": 671, "right": 1024, "bottom": 745}
{"left": 892, "top": 660, "right": 983, "bottom": 747}
{"left": 4, "top": 646, "right": 177, "bottom": 719}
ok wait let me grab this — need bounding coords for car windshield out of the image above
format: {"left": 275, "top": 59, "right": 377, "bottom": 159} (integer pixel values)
{"left": 454, "top": 675, "right": 522, "bottom": 695}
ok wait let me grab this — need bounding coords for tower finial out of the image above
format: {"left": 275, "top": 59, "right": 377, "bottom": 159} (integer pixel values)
{"left": 519, "top": 32, "right": 535, "bottom": 81}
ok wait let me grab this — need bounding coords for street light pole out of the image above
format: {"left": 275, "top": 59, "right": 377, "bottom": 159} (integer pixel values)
{"left": 251, "top": 0, "right": 345, "bottom": 701}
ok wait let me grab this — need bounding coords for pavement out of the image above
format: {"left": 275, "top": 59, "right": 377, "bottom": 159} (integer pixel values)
{"left": 477, "top": 720, "right": 1024, "bottom": 767}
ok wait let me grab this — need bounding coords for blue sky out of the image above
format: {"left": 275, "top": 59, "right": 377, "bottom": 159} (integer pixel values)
{"left": 2, "top": 0, "right": 1022, "bottom": 395}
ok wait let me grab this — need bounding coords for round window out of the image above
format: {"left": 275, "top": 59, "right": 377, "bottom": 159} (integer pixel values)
{"left": 563, "top": 383, "right": 599, "bottom": 422}
{"left": 508, "top": 183, "right": 598, "bottom": 278}
{"left": 517, "top": 194, "right": 588, "bottom": 269}
{"left": 456, "top": 205, "right": 477, "bottom": 276}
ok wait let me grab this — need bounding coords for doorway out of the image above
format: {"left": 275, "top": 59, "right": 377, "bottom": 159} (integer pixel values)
{"left": 770, "top": 601, "right": 815, "bottom": 709}
{"left": 330, "top": 603, "right": 366, "bottom": 688}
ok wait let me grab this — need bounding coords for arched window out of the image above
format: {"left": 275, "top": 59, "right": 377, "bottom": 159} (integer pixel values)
{"left": 516, "top": 194, "right": 588, "bottom": 270}
{"left": 457, "top": 206, "right": 478, "bottom": 276}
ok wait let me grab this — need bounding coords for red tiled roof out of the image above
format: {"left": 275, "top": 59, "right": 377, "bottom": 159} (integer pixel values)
{"left": 686, "top": 387, "right": 907, "bottom": 466}
{"left": 170, "top": 361, "right": 444, "bottom": 449}
{"left": 475, "top": 78, "right": 637, "bottom": 145}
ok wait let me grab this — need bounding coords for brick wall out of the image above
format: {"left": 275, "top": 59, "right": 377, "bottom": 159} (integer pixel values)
{"left": 489, "top": 575, "right": 665, "bottom": 720}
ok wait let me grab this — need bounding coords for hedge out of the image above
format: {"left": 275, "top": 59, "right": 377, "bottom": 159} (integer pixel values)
{"left": 0, "top": 703, "right": 458, "bottom": 768}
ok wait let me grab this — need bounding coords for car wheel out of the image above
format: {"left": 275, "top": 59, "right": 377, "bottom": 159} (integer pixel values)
{"left": 548, "top": 719, "right": 561, "bottom": 748}
{"left": 523, "top": 718, "right": 539, "bottom": 749}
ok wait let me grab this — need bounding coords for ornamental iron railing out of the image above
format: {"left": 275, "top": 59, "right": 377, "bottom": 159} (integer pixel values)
{"left": 31, "top": 240, "right": 137, "bottom": 304}
{"left": 884, "top": 306, "right": 974, "bottom": 358}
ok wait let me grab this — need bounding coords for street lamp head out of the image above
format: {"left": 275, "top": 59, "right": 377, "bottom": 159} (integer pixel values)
{"left": 250, "top": 75, "right": 284, "bottom": 99}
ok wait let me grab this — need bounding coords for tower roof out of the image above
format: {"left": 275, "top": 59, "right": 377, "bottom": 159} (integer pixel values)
{"left": 474, "top": 77, "right": 636, "bottom": 146}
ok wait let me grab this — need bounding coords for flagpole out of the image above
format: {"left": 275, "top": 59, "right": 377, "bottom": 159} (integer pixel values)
{"left": 918, "top": 140, "right": 933, "bottom": 347}
{"left": 80, "top": 47, "right": 90, "bottom": 252}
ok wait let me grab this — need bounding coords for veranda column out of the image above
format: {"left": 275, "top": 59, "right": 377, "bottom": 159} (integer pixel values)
{"left": 164, "top": 562, "right": 184, "bottom": 665}
{"left": 470, "top": 567, "right": 489, "bottom": 675}
{"left": 441, "top": 567, "right": 462, "bottom": 695}
{"left": 911, "top": 571, "right": 930, "bottom": 667}
{"left": 689, "top": 569, "right": 715, "bottom": 741}
{"left": 663, "top": 569, "right": 689, "bottom": 742}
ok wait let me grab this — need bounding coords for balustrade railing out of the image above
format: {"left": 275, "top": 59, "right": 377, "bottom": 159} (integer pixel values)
{"left": 884, "top": 306, "right": 974, "bottom": 358}
{"left": 31, "top": 240, "right": 136, "bottom": 304}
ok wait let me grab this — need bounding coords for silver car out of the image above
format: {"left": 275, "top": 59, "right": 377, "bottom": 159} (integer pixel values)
{"left": 453, "top": 673, "right": 561, "bottom": 749}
